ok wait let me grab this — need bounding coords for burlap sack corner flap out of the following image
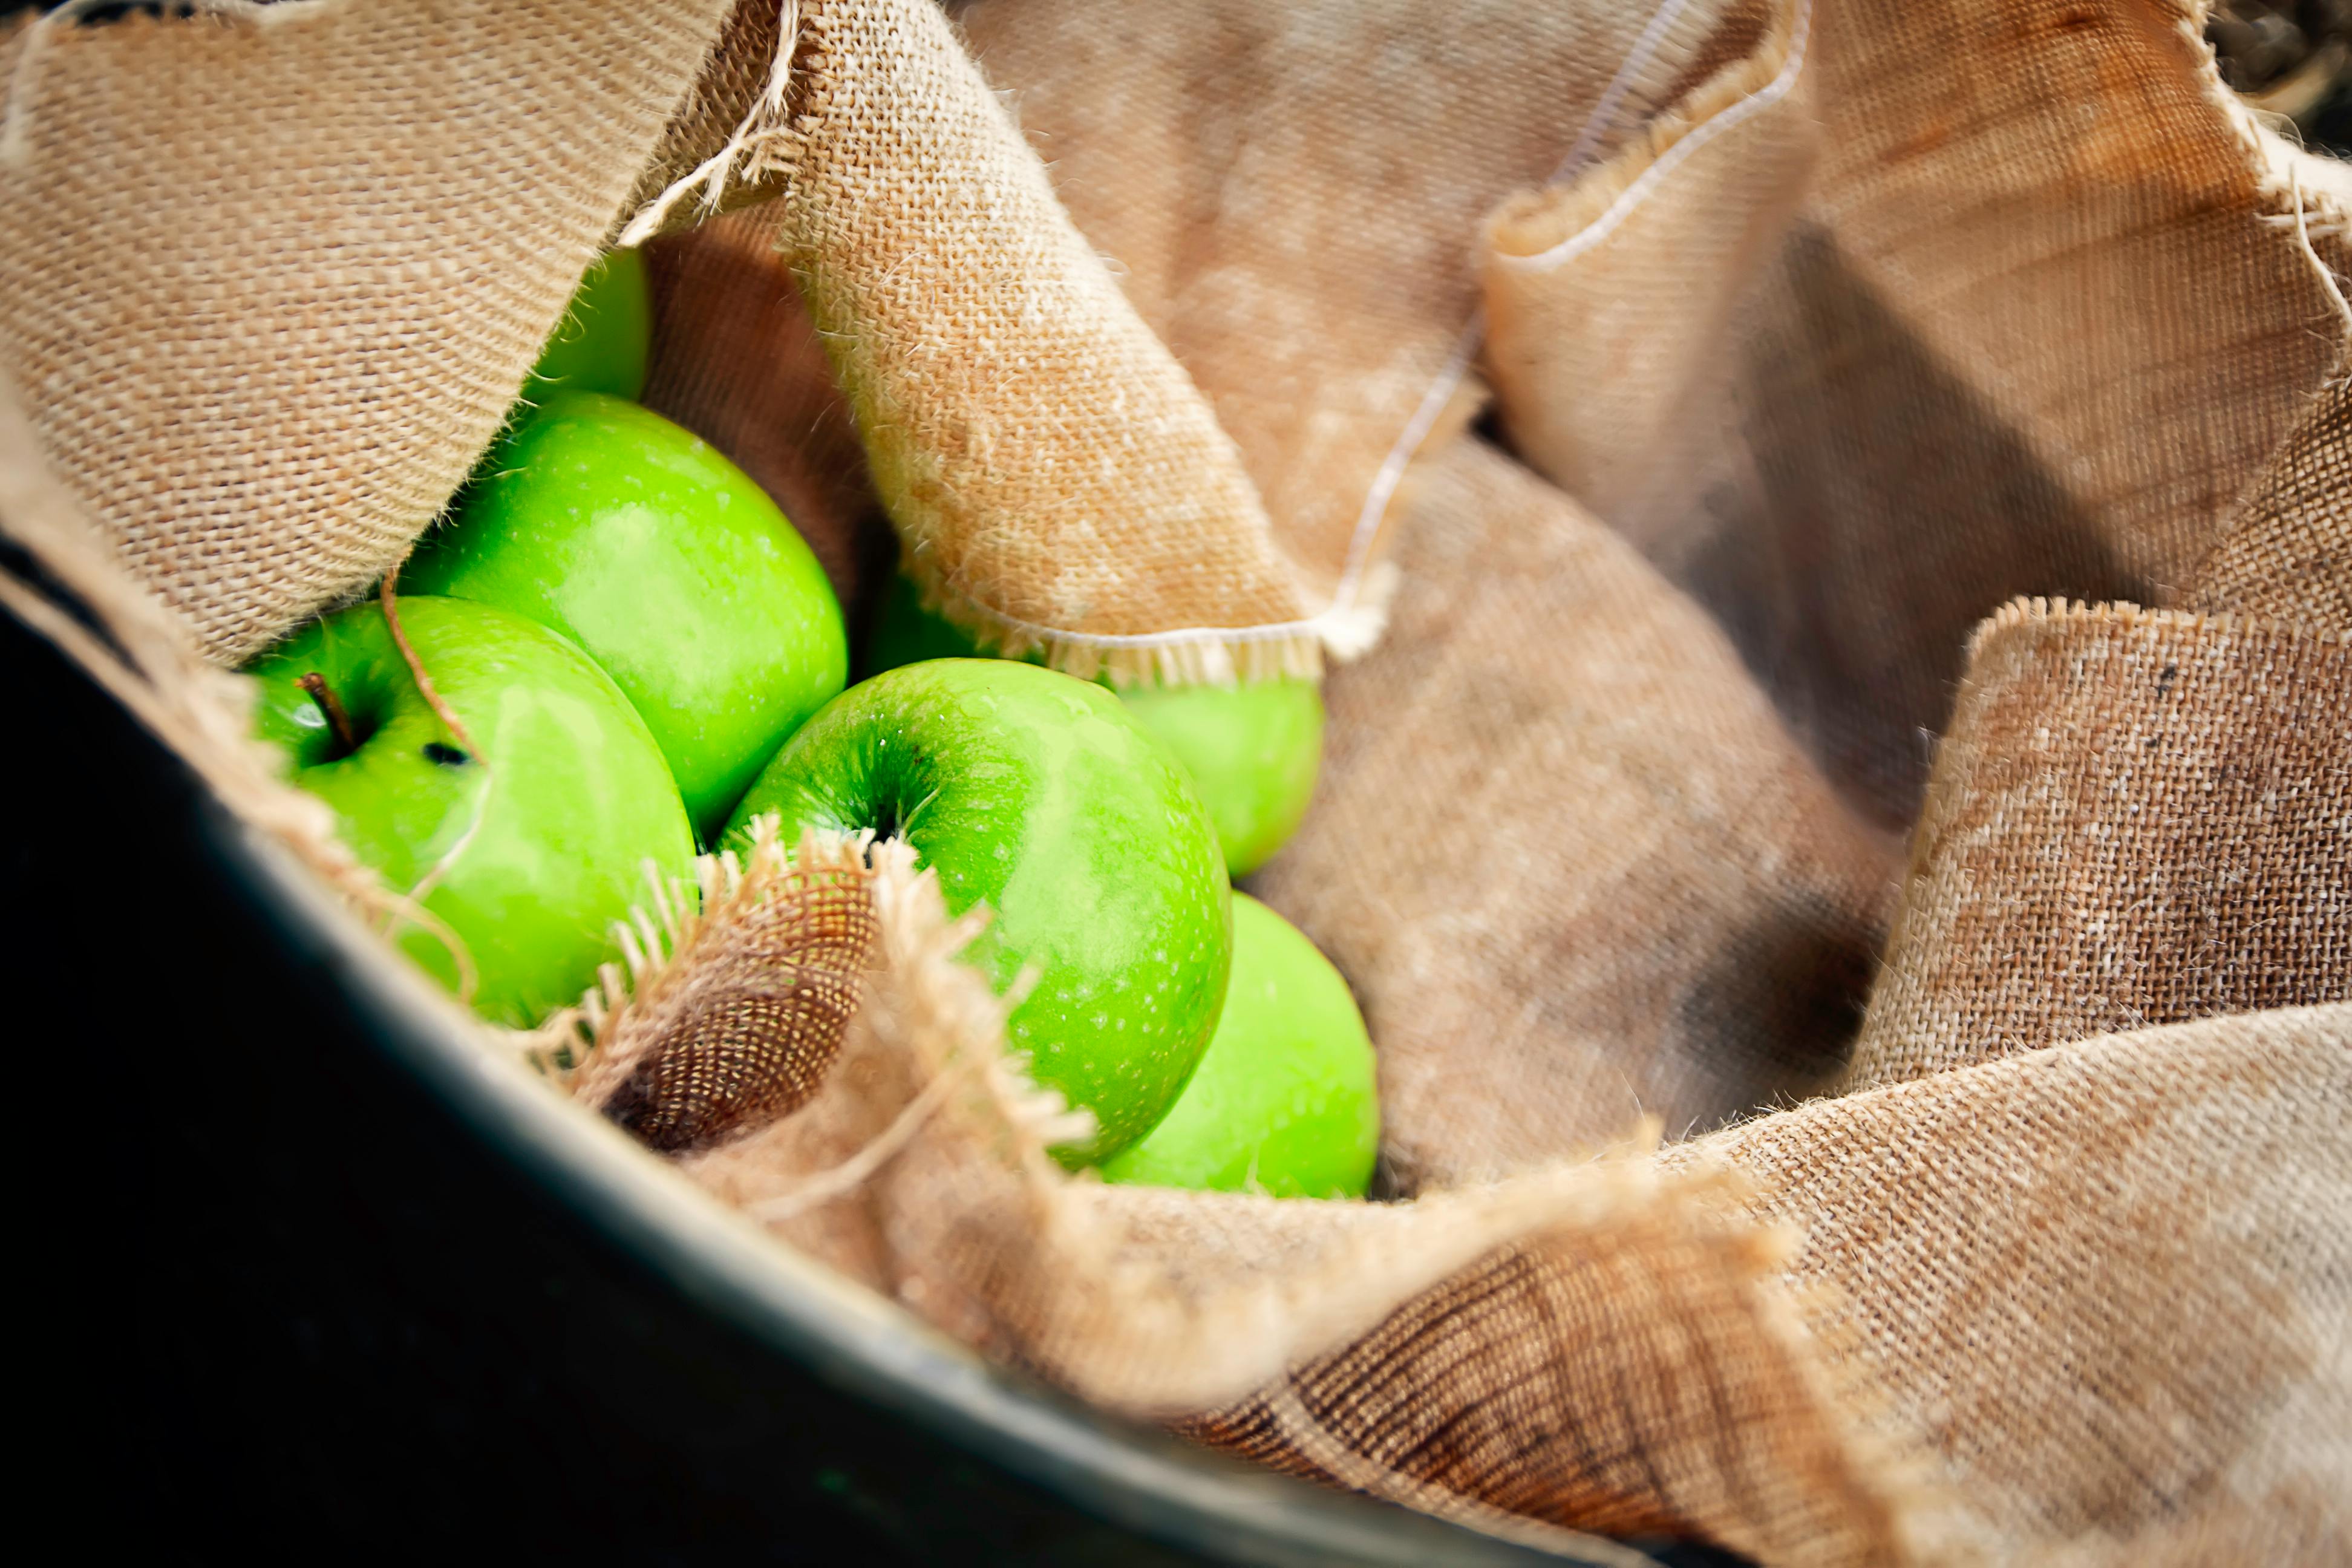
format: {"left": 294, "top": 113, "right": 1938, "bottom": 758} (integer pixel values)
{"left": 5, "top": 0, "right": 2351, "bottom": 1566}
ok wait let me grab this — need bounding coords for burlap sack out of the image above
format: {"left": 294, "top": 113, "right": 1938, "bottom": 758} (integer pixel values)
{"left": 763, "top": 0, "right": 1322, "bottom": 681}
{"left": 1677, "top": 1004, "right": 2352, "bottom": 1566}
{"left": 0, "top": 0, "right": 742, "bottom": 664}
{"left": 1252, "top": 436, "right": 1900, "bottom": 1192}
{"left": 537, "top": 707, "right": 2344, "bottom": 1564}
{"left": 607, "top": 0, "right": 2343, "bottom": 1557}
{"left": 955, "top": 0, "right": 1779, "bottom": 622}
{"left": 0, "top": 0, "right": 1315, "bottom": 682}
{"left": 624, "top": 823, "right": 1917, "bottom": 1567}
{"left": 1475, "top": 0, "right": 2350, "bottom": 823}
{"left": 963, "top": 0, "right": 2347, "bottom": 815}
{"left": 5, "top": 0, "right": 2348, "bottom": 1563}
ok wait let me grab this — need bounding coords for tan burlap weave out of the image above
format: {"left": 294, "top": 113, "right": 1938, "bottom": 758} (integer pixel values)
{"left": 961, "top": 0, "right": 2348, "bottom": 815}
{"left": 1253, "top": 437, "right": 1901, "bottom": 1192}
{"left": 955, "top": 0, "right": 1779, "bottom": 627}
{"left": 4, "top": 0, "right": 2350, "bottom": 1563}
{"left": 1471, "top": 0, "right": 2351, "bottom": 825}
{"left": 662, "top": 827, "right": 1912, "bottom": 1567}
{"left": 564, "top": 831, "right": 881, "bottom": 1154}
{"left": 2190, "top": 372, "right": 2352, "bottom": 622}
{"left": 763, "top": 0, "right": 1320, "bottom": 681}
{"left": 0, "top": 0, "right": 1315, "bottom": 681}
{"left": 0, "top": 0, "right": 742, "bottom": 664}
{"left": 1844, "top": 598, "right": 2349, "bottom": 1090}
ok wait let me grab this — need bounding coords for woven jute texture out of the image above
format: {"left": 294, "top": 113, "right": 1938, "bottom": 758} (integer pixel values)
{"left": 1677, "top": 1005, "right": 2352, "bottom": 1565}
{"left": 1253, "top": 437, "right": 1900, "bottom": 1192}
{"left": 769, "top": 0, "right": 1317, "bottom": 683}
{"left": 557, "top": 774, "right": 2345, "bottom": 1564}
{"left": 565, "top": 829, "right": 881, "bottom": 1154}
{"left": 656, "top": 835, "right": 1914, "bottom": 1566}
{"left": 2189, "top": 374, "right": 2352, "bottom": 623}
{"left": 1475, "top": 0, "right": 2348, "bottom": 825}
{"left": 0, "top": 0, "right": 740, "bottom": 665}
{"left": 5, "top": 0, "right": 2350, "bottom": 1563}
{"left": 956, "top": 0, "right": 1768, "bottom": 621}
{"left": 1844, "top": 598, "right": 2350, "bottom": 1091}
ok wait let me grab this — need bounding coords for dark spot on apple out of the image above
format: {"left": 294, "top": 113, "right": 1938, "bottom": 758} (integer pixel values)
{"left": 422, "top": 742, "right": 471, "bottom": 767}
{"left": 869, "top": 802, "right": 900, "bottom": 842}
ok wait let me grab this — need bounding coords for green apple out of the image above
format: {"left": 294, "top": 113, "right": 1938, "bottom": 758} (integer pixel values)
{"left": 726, "top": 659, "right": 1231, "bottom": 1163}
{"left": 247, "top": 596, "right": 695, "bottom": 1027}
{"left": 864, "top": 573, "right": 1324, "bottom": 875}
{"left": 407, "top": 391, "right": 848, "bottom": 841}
{"left": 1116, "top": 682, "right": 1323, "bottom": 877}
{"left": 523, "top": 248, "right": 652, "bottom": 402}
{"left": 1098, "top": 894, "right": 1377, "bottom": 1198}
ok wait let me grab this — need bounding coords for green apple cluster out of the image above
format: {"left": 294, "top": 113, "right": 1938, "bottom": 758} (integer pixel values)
{"left": 246, "top": 251, "right": 1379, "bottom": 1196}
{"left": 247, "top": 252, "right": 846, "bottom": 1025}
{"left": 860, "top": 573, "right": 1377, "bottom": 1195}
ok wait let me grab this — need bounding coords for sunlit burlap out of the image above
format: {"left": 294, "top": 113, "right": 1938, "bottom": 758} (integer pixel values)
{"left": 3, "top": 1, "right": 2347, "bottom": 1563}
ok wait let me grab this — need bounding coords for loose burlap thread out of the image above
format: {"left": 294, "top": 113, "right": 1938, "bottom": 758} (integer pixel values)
{"left": 4, "top": 0, "right": 2349, "bottom": 1563}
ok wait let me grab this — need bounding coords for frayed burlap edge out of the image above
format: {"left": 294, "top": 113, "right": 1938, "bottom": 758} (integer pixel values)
{"left": 545, "top": 818, "right": 864, "bottom": 1089}
{"left": 660, "top": 830, "right": 1930, "bottom": 1550}
{"left": 763, "top": 0, "right": 1354, "bottom": 689}
{"left": 1483, "top": 0, "right": 1810, "bottom": 270}
{"left": 894, "top": 554, "right": 1397, "bottom": 688}
{"left": 618, "top": 0, "right": 803, "bottom": 246}
{"left": 2176, "top": 0, "right": 2352, "bottom": 338}
{"left": 1966, "top": 592, "right": 2347, "bottom": 657}
{"left": 625, "top": 0, "right": 1390, "bottom": 689}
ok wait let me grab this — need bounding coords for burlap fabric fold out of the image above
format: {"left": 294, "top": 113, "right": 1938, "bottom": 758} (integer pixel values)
{"left": 765, "top": 0, "right": 1321, "bottom": 681}
{"left": 629, "top": 826, "right": 1917, "bottom": 1567}
{"left": 0, "top": 0, "right": 1316, "bottom": 683}
{"left": 1252, "top": 436, "right": 1900, "bottom": 1192}
{"left": 955, "top": 0, "right": 2350, "bottom": 815}
{"left": 0, "top": 0, "right": 742, "bottom": 664}
{"left": 1844, "top": 598, "right": 2348, "bottom": 1089}
{"left": 2189, "top": 372, "right": 2352, "bottom": 622}
{"left": 955, "top": 0, "right": 1774, "bottom": 622}
{"left": 1677, "top": 1004, "right": 2352, "bottom": 1566}
{"left": 1474, "top": 0, "right": 2348, "bottom": 824}
{"left": 5, "top": 0, "right": 2350, "bottom": 1564}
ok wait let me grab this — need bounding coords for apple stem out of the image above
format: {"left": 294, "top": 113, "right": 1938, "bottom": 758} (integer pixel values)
{"left": 295, "top": 671, "right": 359, "bottom": 756}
